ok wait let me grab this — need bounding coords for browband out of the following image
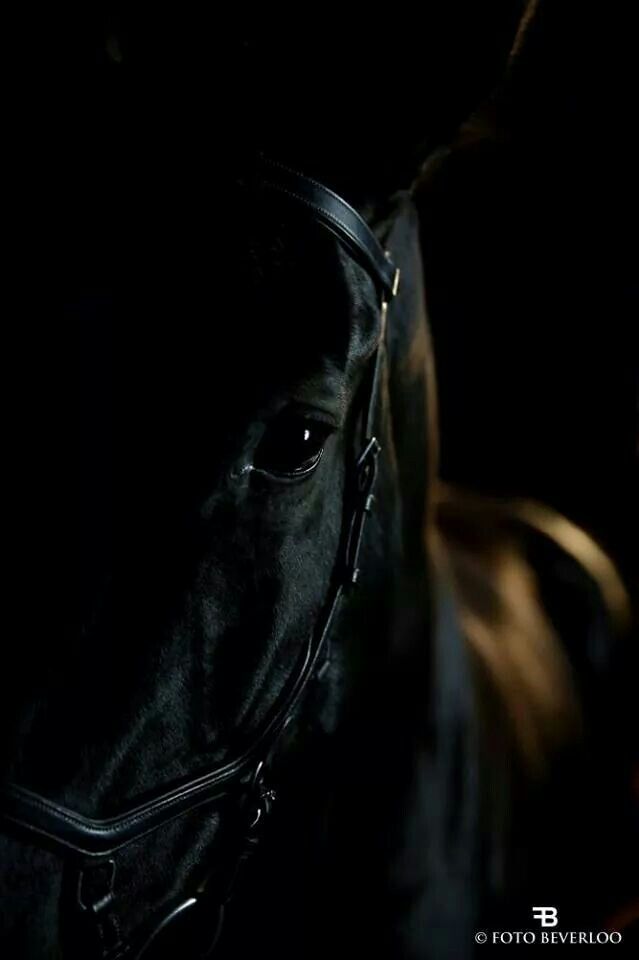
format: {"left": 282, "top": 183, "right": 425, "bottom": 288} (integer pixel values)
{"left": 258, "top": 158, "right": 399, "bottom": 300}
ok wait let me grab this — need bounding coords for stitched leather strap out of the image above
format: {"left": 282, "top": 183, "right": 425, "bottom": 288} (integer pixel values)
{"left": 0, "top": 573, "right": 344, "bottom": 859}
{"left": 259, "top": 158, "right": 398, "bottom": 299}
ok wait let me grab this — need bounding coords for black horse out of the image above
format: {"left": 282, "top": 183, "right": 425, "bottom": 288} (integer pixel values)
{"left": 1, "top": 13, "right": 631, "bottom": 959}
{"left": 1, "top": 147, "right": 463, "bottom": 960}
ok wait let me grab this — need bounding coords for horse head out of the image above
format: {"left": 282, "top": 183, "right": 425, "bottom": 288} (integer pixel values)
{"left": 1, "top": 15, "right": 528, "bottom": 958}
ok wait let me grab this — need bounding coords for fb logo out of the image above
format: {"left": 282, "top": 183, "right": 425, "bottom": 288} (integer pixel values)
{"left": 533, "top": 907, "right": 559, "bottom": 927}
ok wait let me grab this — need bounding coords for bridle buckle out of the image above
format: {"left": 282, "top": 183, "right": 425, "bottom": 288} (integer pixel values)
{"left": 391, "top": 266, "right": 401, "bottom": 298}
{"left": 343, "top": 435, "right": 382, "bottom": 588}
{"left": 76, "top": 859, "right": 117, "bottom": 915}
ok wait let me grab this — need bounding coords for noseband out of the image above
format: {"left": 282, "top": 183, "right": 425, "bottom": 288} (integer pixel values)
{"left": 0, "top": 160, "right": 400, "bottom": 959}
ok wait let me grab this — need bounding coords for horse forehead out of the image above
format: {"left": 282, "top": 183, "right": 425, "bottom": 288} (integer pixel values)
{"left": 65, "top": 254, "right": 363, "bottom": 415}
{"left": 67, "top": 298, "right": 351, "bottom": 418}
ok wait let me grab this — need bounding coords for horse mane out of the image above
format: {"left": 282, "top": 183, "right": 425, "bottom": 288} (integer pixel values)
{"left": 419, "top": 292, "right": 629, "bottom": 773}
{"left": 410, "top": 0, "right": 631, "bottom": 777}
{"left": 433, "top": 485, "right": 630, "bottom": 772}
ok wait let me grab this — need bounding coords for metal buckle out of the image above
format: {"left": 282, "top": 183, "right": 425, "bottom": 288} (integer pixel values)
{"left": 246, "top": 760, "right": 277, "bottom": 833}
{"left": 76, "top": 859, "right": 116, "bottom": 915}
{"left": 344, "top": 436, "right": 382, "bottom": 587}
{"left": 384, "top": 250, "right": 401, "bottom": 299}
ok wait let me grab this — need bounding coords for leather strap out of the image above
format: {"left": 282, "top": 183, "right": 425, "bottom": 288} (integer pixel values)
{"left": 259, "top": 158, "right": 399, "bottom": 300}
{"left": 1, "top": 571, "right": 346, "bottom": 859}
{"left": 1, "top": 397, "right": 381, "bottom": 860}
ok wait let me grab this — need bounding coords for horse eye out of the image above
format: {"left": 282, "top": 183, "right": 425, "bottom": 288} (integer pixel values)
{"left": 254, "top": 416, "right": 332, "bottom": 478}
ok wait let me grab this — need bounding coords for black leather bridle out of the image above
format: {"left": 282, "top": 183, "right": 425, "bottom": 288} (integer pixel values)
{"left": 0, "top": 160, "right": 400, "bottom": 959}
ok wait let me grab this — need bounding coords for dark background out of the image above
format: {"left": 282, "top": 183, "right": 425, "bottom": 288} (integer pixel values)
{"left": 416, "top": 1, "right": 638, "bottom": 590}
